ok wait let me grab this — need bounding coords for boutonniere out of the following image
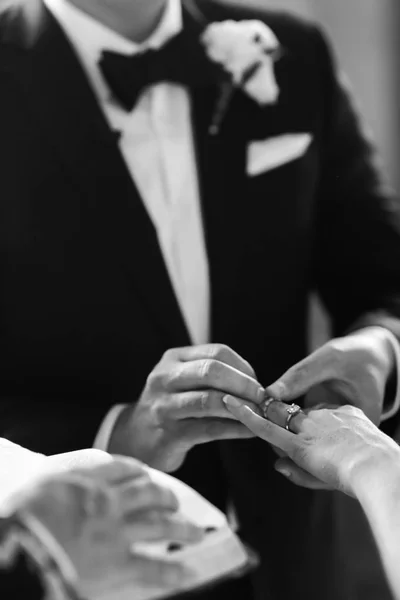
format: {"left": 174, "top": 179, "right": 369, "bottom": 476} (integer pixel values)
{"left": 201, "top": 20, "right": 282, "bottom": 135}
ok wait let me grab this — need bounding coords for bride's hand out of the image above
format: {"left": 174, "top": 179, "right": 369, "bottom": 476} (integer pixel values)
{"left": 223, "top": 395, "right": 400, "bottom": 497}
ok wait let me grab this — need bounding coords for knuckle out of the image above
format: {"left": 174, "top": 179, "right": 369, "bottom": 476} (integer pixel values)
{"left": 161, "top": 348, "right": 175, "bottom": 363}
{"left": 198, "top": 391, "right": 210, "bottom": 411}
{"left": 208, "top": 343, "right": 229, "bottom": 361}
{"left": 327, "top": 340, "right": 347, "bottom": 367}
{"left": 151, "top": 399, "right": 169, "bottom": 426}
{"left": 148, "top": 366, "right": 181, "bottom": 394}
{"left": 163, "top": 366, "right": 183, "bottom": 392}
{"left": 146, "top": 369, "right": 164, "bottom": 392}
{"left": 200, "top": 359, "right": 220, "bottom": 383}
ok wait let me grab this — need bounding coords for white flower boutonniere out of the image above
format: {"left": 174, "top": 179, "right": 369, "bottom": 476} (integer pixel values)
{"left": 202, "top": 20, "right": 281, "bottom": 135}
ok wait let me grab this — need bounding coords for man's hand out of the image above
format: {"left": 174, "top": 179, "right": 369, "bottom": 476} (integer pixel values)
{"left": 108, "top": 345, "right": 264, "bottom": 472}
{"left": 266, "top": 328, "right": 396, "bottom": 424}
{"left": 16, "top": 457, "right": 204, "bottom": 599}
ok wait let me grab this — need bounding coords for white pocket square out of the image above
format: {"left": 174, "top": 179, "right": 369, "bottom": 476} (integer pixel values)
{"left": 246, "top": 133, "right": 313, "bottom": 177}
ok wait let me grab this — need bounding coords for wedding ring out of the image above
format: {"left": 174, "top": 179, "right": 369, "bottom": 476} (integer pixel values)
{"left": 261, "top": 396, "right": 279, "bottom": 420}
{"left": 285, "top": 404, "right": 302, "bottom": 432}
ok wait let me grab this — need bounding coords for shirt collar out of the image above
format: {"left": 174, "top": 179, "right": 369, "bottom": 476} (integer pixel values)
{"left": 43, "top": 0, "right": 182, "bottom": 57}
{"left": 43, "top": 0, "right": 183, "bottom": 101}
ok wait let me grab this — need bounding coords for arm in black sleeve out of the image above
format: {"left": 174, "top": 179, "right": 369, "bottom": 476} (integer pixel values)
{"left": 311, "top": 28, "right": 400, "bottom": 423}
{"left": 312, "top": 27, "right": 400, "bottom": 337}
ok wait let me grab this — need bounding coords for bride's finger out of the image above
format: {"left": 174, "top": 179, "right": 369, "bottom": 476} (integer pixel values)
{"left": 274, "top": 459, "right": 332, "bottom": 491}
{"left": 265, "top": 399, "right": 307, "bottom": 433}
{"left": 223, "top": 395, "right": 294, "bottom": 453}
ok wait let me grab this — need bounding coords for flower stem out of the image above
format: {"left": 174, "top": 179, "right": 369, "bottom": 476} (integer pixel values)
{"left": 209, "top": 80, "right": 236, "bottom": 136}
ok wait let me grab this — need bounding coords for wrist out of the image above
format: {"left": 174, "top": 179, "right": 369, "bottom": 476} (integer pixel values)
{"left": 107, "top": 404, "right": 134, "bottom": 455}
{"left": 347, "top": 443, "right": 400, "bottom": 501}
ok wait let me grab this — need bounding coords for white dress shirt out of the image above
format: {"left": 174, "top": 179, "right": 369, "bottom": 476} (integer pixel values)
{"left": 44, "top": 0, "right": 400, "bottom": 450}
{"left": 44, "top": 0, "right": 210, "bottom": 347}
{"left": 43, "top": 0, "right": 211, "bottom": 447}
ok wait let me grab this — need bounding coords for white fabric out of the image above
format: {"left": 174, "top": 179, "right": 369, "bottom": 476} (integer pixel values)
{"left": 43, "top": 0, "right": 210, "bottom": 347}
{"left": 370, "top": 328, "right": 400, "bottom": 422}
{"left": 246, "top": 133, "right": 313, "bottom": 177}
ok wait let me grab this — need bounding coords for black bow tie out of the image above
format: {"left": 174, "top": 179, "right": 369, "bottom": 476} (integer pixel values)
{"left": 99, "top": 31, "right": 222, "bottom": 112}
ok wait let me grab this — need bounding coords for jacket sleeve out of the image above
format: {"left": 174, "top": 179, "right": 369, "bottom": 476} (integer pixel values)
{"left": 311, "top": 28, "right": 400, "bottom": 424}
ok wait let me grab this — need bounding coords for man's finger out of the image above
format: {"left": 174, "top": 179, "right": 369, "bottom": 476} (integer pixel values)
{"left": 223, "top": 396, "right": 295, "bottom": 453}
{"left": 266, "top": 345, "right": 341, "bottom": 401}
{"left": 167, "top": 390, "right": 238, "bottom": 420}
{"left": 165, "top": 344, "right": 256, "bottom": 379}
{"left": 274, "top": 459, "right": 332, "bottom": 491}
{"left": 167, "top": 391, "right": 264, "bottom": 421}
{"left": 182, "top": 418, "right": 256, "bottom": 446}
{"left": 119, "top": 478, "right": 179, "bottom": 515}
{"left": 171, "top": 359, "right": 264, "bottom": 404}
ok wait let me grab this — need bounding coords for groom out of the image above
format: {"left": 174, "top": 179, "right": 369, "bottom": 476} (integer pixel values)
{"left": 1, "top": 0, "right": 400, "bottom": 598}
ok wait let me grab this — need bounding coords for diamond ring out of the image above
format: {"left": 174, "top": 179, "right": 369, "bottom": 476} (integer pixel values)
{"left": 285, "top": 404, "right": 302, "bottom": 432}
{"left": 261, "top": 396, "right": 279, "bottom": 419}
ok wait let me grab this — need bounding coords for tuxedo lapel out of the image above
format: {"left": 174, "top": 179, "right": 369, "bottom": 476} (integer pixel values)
{"left": 191, "top": 87, "right": 252, "bottom": 340}
{"left": 4, "top": 0, "right": 190, "bottom": 347}
{"left": 182, "top": 0, "right": 249, "bottom": 339}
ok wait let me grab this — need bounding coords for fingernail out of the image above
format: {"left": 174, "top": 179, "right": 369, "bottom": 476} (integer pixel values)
{"left": 257, "top": 387, "right": 265, "bottom": 403}
{"left": 223, "top": 395, "right": 242, "bottom": 408}
{"left": 276, "top": 467, "right": 291, "bottom": 479}
{"left": 267, "top": 381, "right": 286, "bottom": 400}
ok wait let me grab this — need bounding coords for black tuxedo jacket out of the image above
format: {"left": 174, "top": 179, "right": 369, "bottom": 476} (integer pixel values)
{"left": 1, "top": 1, "right": 400, "bottom": 598}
